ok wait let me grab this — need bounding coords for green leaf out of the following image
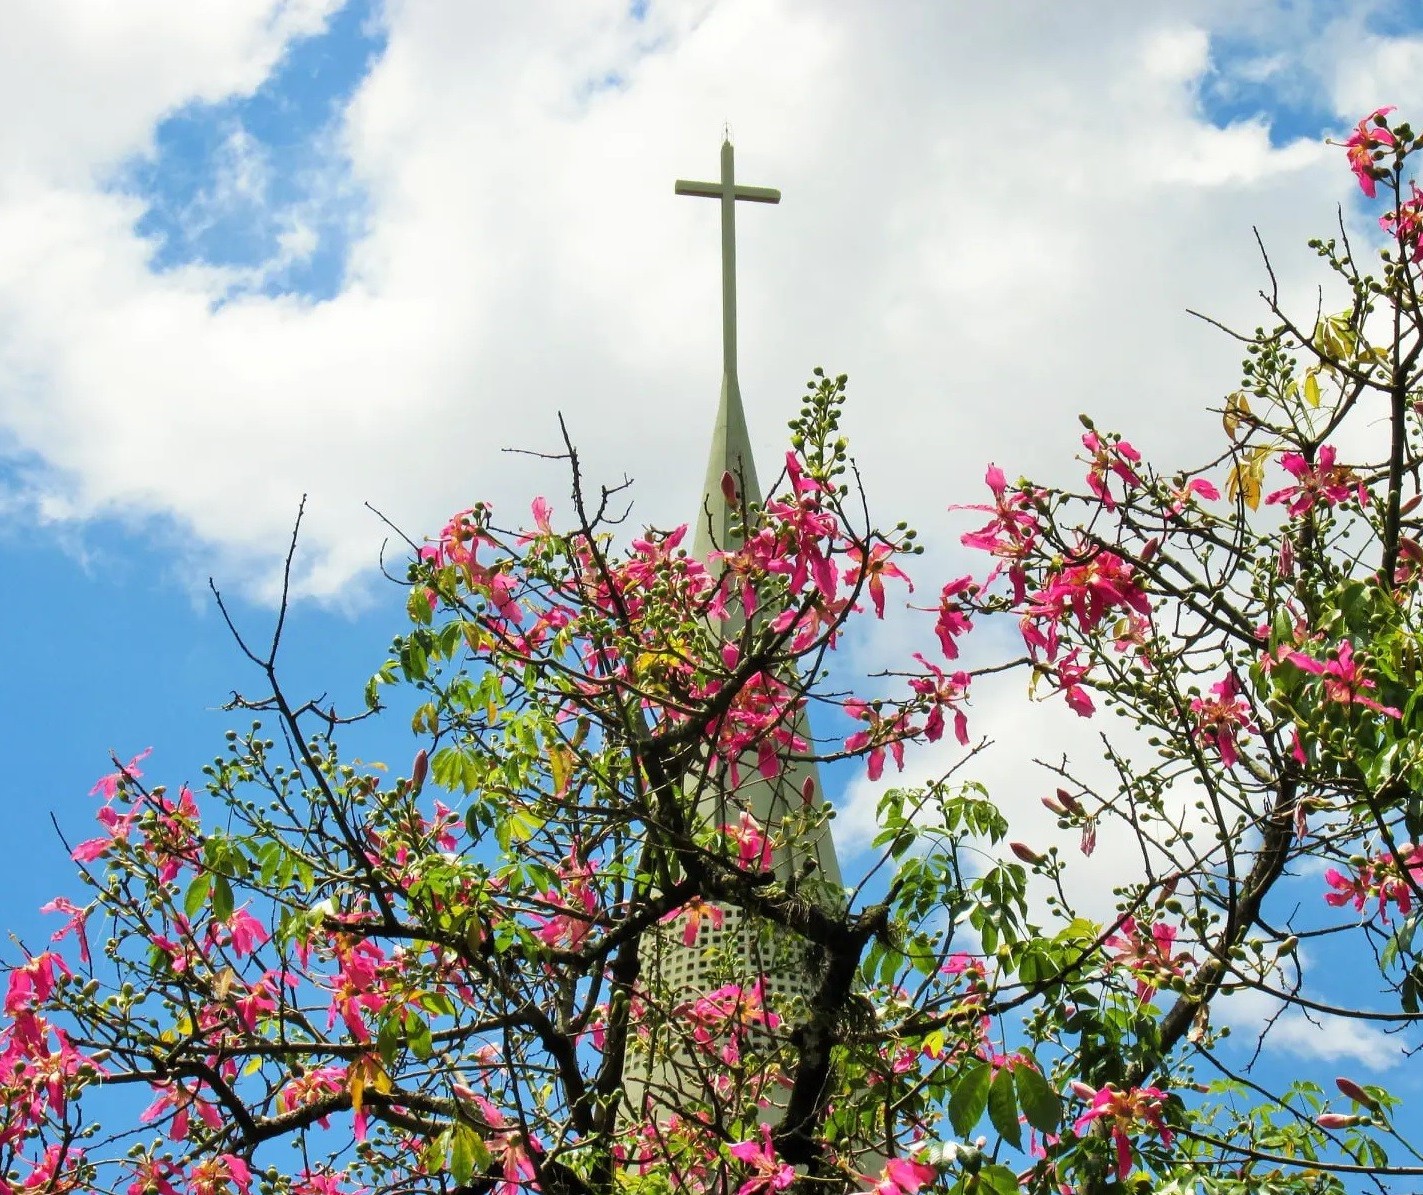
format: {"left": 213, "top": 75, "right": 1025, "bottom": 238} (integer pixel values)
{"left": 1014, "top": 1062, "right": 1062, "bottom": 1134}
{"left": 376, "top": 1015, "right": 401, "bottom": 1068}
{"left": 974, "top": 1165, "right": 1020, "bottom": 1195}
{"left": 184, "top": 874, "right": 211, "bottom": 920}
{"left": 987, "top": 1066, "right": 1022, "bottom": 1149}
{"left": 949, "top": 1058, "right": 991, "bottom": 1139}
{"left": 448, "top": 1124, "right": 491, "bottom": 1185}
{"left": 450, "top": 1124, "right": 479, "bottom": 1186}
{"left": 406, "top": 1011, "right": 434, "bottom": 1061}
{"left": 210, "top": 875, "right": 235, "bottom": 923}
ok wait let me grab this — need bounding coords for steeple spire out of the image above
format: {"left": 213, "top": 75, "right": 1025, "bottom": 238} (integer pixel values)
{"left": 626, "top": 134, "right": 846, "bottom": 1133}
{"left": 676, "top": 139, "right": 779, "bottom": 558}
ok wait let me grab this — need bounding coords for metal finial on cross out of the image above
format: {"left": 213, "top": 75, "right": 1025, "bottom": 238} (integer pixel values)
{"left": 675, "top": 138, "right": 780, "bottom": 389}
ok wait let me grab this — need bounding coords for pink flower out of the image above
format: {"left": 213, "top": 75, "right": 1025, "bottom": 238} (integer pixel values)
{"left": 529, "top": 848, "right": 600, "bottom": 951}
{"left": 1105, "top": 917, "right": 1191, "bottom": 1002}
{"left": 1082, "top": 431, "right": 1142, "bottom": 511}
{"left": 1342, "top": 107, "right": 1396, "bottom": 197}
{"left": 1165, "top": 477, "right": 1220, "bottom": 516}
{"left": 844, "top": 700, "right": 911, "bottom": 780}
{"left": 38, "top": 898, "right": 90, "bottom": 965}
{"left": 1053, "top": 650, "right": 1096, "bottom": 718}
{"left": 680, "top": 979, "right": 782, "bottom": 1065}
{"left": 729, "top": 1124, "right": 796, "bottom": 1195}
{"left": 21, "top": 1144, "right": 85, "bottom": 1193}
{"left": 844, "top": 543, "right": 913, "bottom": 619}
{"left": 292, "top": 1169, "right": 365, "bottom": 1195}
{"left": 715, "top": 812, "right": 773, "bottom": 872}
{"left": 1189, "top": 673, "right": 1254, "bottom": 769}
{"left": 1284, "top": 640, "right": 1401, "bottom": 718}
{"left": 1264, "top": 445, "right": 1367, "bottom": 517}
{"left": 930, "top": 575, "right": 975, "bottom": 659}
{"left": 660, "top": 897, "right": 725, "bottom": 947}
{"left": 908, "top": 654, "right": 971, "bottom": 745}
{"left": 188, "top": 1154, "right": 252, "bottom": 1195}
{"left": 1381, "top": 180, "right": 1423, "bottom": 261}
{"left": 6, "top": 952, "right": 71, "bottom": 1016}
{"left": 1324, "top": 865, "right": 1372, "bottom": 913}
{"left": 90, "top": 748, "right": 152, "bottom": 800}
{"left": 141, "top": 1079, "right": 224, "bottom": 1142}
{"left": 126, "top": 1156, "right": 183, "bottom": 1195}
{"left": 277, "top": 1066, "right": 345, "bottom": 1128}
{"left": 862, "top": 1157, "right": 939, "bottom": 1195}
{"left": 1325, "top": 844, "right": 1423, "bottom": 920}
{"left": 1073, "top": 1083, "right": 1173, "bottom": 1180}
{"left": 219, "top": 907, "right": 269, "bottom": 957}
{"left": 957, "top": 464, "right": 1041, "bottom": 604}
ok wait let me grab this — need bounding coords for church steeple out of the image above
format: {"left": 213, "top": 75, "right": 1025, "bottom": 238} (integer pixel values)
{"left": 676, "top": 138, "right": 777, "bottom": 559}
{"left": 626, "top": 134, "right": 847, "bottom": 1132}
{"left": 675, "top": 136, "right": 844, "bottom": 889}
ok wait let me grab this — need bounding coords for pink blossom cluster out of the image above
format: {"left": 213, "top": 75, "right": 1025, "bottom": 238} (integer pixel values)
{"left": 1281, "top": 639, "right": 1401, "bottom": 719}
{"left": 1071, "top": 1081, "right": 1174, "bottom": 1181}
{"left": 73, "top": 754, "right": 203, "bottom": 887}
{"left": 1104, "top": 917, "right": 1192, "bottom": 1003}
{"left": 529, "top": 845, "right": 601, "bottom": 951}
{"left": 676, "top": 978, "right": 782, "bottom": 1068}
{"left": 0, "top": 955, "right": 101, "bottom": 1160}
{"left": 1189, "top": 673, "right": 1255, "bottom": 769}
{"left": 1342, "top": 107, "right": 1396, "bottom": 198}
{"left": 1325, "top": 843, "right": 1423, "bottom": 920}
{"left": 1264, "top": 446, "right": 1367, "bottom": 517}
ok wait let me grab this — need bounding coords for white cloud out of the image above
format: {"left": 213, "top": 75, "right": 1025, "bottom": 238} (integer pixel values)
{"left": 1221, "top": 974, "right": 1405, "bottom": 1072}
{"left": 0, "top": 0, "right": 1398, "bottom": 613}
{"left": 0, "top": 0, "right": 343, "bottom": 186}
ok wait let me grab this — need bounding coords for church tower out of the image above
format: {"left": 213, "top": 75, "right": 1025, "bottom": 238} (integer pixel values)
{"left": 629, "top": 139, "right": 845, "bottom": 1123}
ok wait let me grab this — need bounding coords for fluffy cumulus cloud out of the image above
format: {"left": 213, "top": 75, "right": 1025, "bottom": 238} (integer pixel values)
{"left": 2, "top": 0, "right": 1421, "bottom": 606}
{"left": 1223, "top": 969, "right": 1406, "bottom": 1072}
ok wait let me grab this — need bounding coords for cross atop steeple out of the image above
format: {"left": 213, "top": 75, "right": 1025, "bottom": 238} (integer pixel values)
{"left": 675, "top": 136, "right": 780, "bottom": 389}
{"left": 676, "top": 138, "right": 780, "bottom": 559}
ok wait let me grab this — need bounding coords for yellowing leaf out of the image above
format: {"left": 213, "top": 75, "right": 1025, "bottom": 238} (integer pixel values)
{"left": 212, "top": 967, "right": 242, "bottom": 1001}
{"left": 412, "top": 702, "right": 438, "bottom": 735}
{"left": 1222, "top": 392, "right": 1252, "bottom": 441}
{"left": 1303, "top": 370, "right": 1321, "bottom": 408}
{"left": 1225, "top": 448, "right": 1269, "bottom": 512}
{"left": 549, "top": 743, "right": 573, "bottom": 796}
{"left": 348, "top": 1054, "right": 392, "bottom": 1117}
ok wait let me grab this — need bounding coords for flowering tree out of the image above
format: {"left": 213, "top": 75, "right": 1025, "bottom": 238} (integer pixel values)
{"left": 7, "top": 113, "right": 1423, "bottom": 1195}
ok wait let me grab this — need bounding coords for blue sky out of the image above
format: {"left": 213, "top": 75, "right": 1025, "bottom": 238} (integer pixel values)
{"left": 5, "top": 0, "right": 1423, "bottom": 1159}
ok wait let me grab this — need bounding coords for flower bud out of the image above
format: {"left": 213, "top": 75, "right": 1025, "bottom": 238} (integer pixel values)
{"left": 1316, "top": 1112, "right": 1368, "bottom": 1130}
{"left": 721, "top": 471, "right": 738, "bottom": 505}
{"left": 1055, "top": 788, "right": 1084, "bottom": 815}
{"left": 801, "top": 776, "right": 816, "bottom": 806}
{"left": 411, "top": 749, "right": 429, "bottom": 795}
{"left": 1009, "top": 842, "right": 1044, "bottom": 866}
{"left": 1335, "top": 1077, "right": 1378, "bottom": 1109}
